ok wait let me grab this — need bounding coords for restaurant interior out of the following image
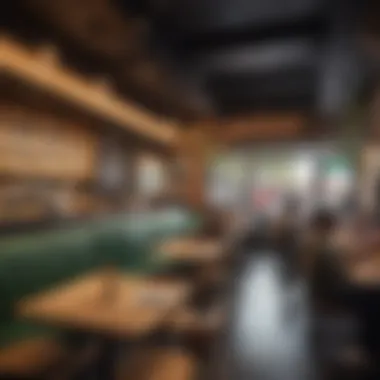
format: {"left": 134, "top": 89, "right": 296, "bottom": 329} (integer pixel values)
{"left": 0, "top": 0, "right": 380, "bottom": 380}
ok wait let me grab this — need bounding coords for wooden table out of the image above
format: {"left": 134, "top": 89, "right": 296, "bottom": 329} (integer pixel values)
{"left": 158, "top": 237, "right": 224, "bottom": 264}
{"left": 17, "top": 271, "right": 191, "bottom": 338}
{"left": 17, "top": 272, "right": 191, "bottom": 379}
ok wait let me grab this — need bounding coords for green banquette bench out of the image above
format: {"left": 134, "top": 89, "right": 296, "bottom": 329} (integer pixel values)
{"left": 0, "top": 208, "right": 200, "bottom": 375}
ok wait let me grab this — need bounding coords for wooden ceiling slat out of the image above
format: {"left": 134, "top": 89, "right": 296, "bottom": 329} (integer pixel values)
{"left": 0, "top": 37, "right": 180, "bottom": 146}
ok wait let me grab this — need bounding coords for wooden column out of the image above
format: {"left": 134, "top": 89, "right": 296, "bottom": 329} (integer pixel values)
{"left": 177, "top": 129, "right": 209, "bottom": 210}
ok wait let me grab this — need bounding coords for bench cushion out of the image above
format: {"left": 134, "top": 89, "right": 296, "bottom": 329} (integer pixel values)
{"left": 0, "top": 227, "right": 98, "bottom": 318}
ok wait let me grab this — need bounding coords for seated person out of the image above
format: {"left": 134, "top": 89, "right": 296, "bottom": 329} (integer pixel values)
{"left": 270, "top": 197, "right": 300, "bottom": 270}
{"left": 300, "top": 209, "right": 345, "bottom": 304}
{"left": 302, "top": 209, "right": 380, "bottom": 367}
{"left": 237, "top": 213, "right": 272, "bottom": 252}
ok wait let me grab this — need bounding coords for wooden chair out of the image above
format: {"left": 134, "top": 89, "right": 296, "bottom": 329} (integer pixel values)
{"left": 117, "top": 347, "right": 196, "bottom": 380}
{"left": 0, "top": 338, "right": 66, "bottom": 379}
{"left": 0, "top": 338, "right": 101, "bottom": 380}
{"left": 173, "top": 304, "right": 224, "bottom": 331}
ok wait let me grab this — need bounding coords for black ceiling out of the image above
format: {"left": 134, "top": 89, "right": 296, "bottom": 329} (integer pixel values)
{"left": 118, "top": 0, "right": 370, "bottom": 118}
{"left": 2, "top": 0, "right": 372, "bottom": 121}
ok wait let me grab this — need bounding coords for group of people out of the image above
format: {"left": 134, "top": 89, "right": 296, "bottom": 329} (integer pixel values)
{"left": 238, "top": 204, "right": 380, "bottom": 376}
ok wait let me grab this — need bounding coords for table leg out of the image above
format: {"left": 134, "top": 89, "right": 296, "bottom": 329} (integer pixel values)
{"left": 61, "top": 331, "right": 101, "bottom": 380}
{"left": 95, "top": 338, "right": 122, "bottom": 380}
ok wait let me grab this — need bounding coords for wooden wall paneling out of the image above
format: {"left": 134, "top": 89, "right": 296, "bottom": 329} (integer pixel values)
{"left": 0, "top": 182, "right": 66, "bottom": 221}
{"left": 0, "top": 104, "right": 98, "bottom": 180}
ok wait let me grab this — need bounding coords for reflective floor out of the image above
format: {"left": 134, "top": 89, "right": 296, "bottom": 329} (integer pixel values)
{"left": 223, "top": 252, "right": 318, "bottom": 380}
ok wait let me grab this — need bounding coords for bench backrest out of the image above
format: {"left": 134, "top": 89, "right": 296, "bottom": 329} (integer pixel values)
{"left": 0, "top": 209, "right": 200, "bottom": 319}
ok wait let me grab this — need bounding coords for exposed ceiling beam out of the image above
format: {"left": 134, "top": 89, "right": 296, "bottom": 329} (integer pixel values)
{"left": 20, "top": 0, "right": 211, "bottom": 120}
{"left": 195, "top": 113, "right": 307, "bottom": 143}
{"left": 0, "top": 36, "right": 180, "bottom": 146}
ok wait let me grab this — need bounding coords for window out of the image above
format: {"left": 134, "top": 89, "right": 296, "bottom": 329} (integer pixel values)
{"left": 137, "top": 154, "right": 166, "bottom": 197}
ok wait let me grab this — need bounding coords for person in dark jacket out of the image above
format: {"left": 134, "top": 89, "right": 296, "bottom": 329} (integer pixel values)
{"left": 303, "top": 210, "right": 380, "bottom": 372}
{"left": 300, "top": 209, "right": 345, "bottom": 305}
